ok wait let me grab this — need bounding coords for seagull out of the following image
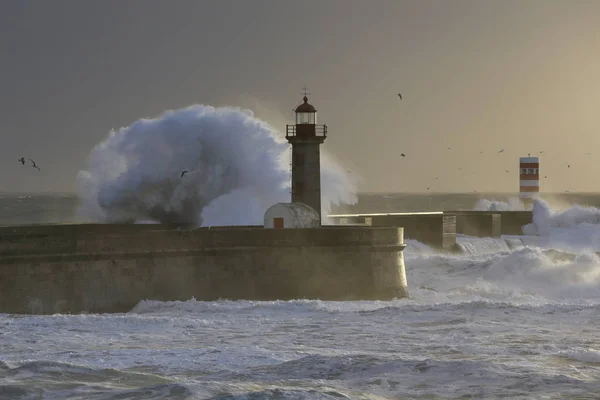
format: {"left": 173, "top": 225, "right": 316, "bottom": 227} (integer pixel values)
{"left": 447, "top": 147, "right": 452, "bottom": 150}
{"left": 567, "top": 165, "right": 570, "bottom": 168}
{"left": 426, "top": 187, "right": 430, "bottom": 191}
{"left": 29, "top": 158, "right": 40, "bottom": 171}
{"left": 498, "top": 149, "right": 504, "bottom": 153}
{"left": 540, "top": 151, "right": 545, "bottom": 154}
{"left": 180, "top": 170, "right": 189, "bottom": 178}
{"left": 458, "top": 168, "right": 463, "bottom": 171}
{"left": 18, "top": 157, "right": 25, "bottom": 165}
{"left": 505, "top": 170, "right": 509, "bottom": 173}
{"left": 400, "top": 153, "right": 406, "bottom": 157}
{"left": 544, "top": 175, "right": 548, "bottom": 178}
{"left": 397, "top": 93, "right": 402, "bottom": 100}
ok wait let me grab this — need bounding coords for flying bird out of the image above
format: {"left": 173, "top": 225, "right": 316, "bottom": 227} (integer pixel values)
{"left": 29, "top": 158, "right": 40, "bottom": 171}
{"left": 400, "top": 153, "right": 406, "bottom": 157}
{"left": 397, "top": 93, "right": 402, "bottom": 100}
{"left": 18, "top": 157, "right": 25, "bottom": 165}
{"left": 505, "top": 170, "right": 509, "bottom": 173}
{"left": 180, "top": 170, "right": 189, "bottom": 178}
{"left": 498, "top": 149, "right": 504, "bottom": 153}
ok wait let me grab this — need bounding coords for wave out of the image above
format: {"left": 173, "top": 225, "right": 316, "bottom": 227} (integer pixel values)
{"left": 76, "top": 105, "right": 357, "bottom": 227}
{"left": 404, "top": 245, "right": 600, "bottom": 306}
{"left": 0, "top": 360, "right": 191, "bottom": 400}
{"left": 558, "top": 348, "right": 600, "bottom": 364}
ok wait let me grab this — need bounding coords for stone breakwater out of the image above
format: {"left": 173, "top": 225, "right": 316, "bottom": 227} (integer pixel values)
{"left": 0, "top": 224, "right": 407, "bottom": 314}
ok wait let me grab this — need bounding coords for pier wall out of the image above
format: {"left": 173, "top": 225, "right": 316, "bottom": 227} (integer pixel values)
{"left": 0, "top": 225, "right": 407, "bottom": 314}
{"left": 445, "top": 211, "right": 502, "bottom": 238}
{"left": 494, "top": 211, "right": 533, "bottom": 235}
{"left": 367, "top": 214, "right": 457, "bottom": 251}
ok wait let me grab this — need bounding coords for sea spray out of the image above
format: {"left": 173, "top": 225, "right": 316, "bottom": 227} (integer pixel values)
{"left": 76, "top": 105, "right": 357, "bottom": 226}
{"left": 473, "top": 197, "right": 526, "bottom": 211}
{"left": 521, "top": 199, "right": 600, "bottom": 251}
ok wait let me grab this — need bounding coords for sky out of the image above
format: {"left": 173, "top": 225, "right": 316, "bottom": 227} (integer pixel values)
{"left": 1, "top": 0, "right": 599, "bottom": 194}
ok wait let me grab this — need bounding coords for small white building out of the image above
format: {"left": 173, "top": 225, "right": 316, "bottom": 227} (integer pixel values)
{"left": 264, "top": 202, "right": 320, "bottom": 229}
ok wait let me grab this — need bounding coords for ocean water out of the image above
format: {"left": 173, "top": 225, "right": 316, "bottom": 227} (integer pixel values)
{"left": 2, "top": 193, "right": 600, "bottom": 399}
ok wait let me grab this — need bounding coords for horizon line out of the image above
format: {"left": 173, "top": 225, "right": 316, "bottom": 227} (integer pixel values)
{"left": 2, "top": 191, "right": 600, "bottom": 196}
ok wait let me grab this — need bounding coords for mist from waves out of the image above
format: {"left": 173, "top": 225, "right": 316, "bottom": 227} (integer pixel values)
{"left": 472, "top": 197, "right": 600, "bottom": 254}
{"left": 75, "top": 105, "right": 358, "bottom": 227}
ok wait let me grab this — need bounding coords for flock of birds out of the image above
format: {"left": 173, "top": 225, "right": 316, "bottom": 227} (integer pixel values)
{"left": 361, "top": 92, "right": 582, "bottom": 193}
{"left": 17, "top": 93, "right": 584, "bottom": 194}
{"left": 397, "top": 147, "right": 580, "bottom": 193}
{"left": 22, "top": 154, "right": 192, "bottom": 180}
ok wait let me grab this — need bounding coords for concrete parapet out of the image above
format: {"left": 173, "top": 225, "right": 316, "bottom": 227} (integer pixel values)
{"left": 0, "top": 223, "right": 182, "bottom": 236}
{"left": 0, "top": 225, "right": 408, "bottom": 314}
{"left": 445, "top": 211, "right": 502, "bottom": 238}
{"left": 365, "top": 213, "right": 456, "bottom": 251}
{"left": 494, "top": 211, "right": 533, "bottom": 235}
{"left": 328, "top": 215, "right": 369, "bottom": 225}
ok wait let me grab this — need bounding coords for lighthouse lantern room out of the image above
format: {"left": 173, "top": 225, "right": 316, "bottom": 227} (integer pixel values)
{"left": 285, "top": 88, "right": 327, "bottom": 220}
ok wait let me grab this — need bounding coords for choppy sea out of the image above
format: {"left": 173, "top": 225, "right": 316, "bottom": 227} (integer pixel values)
{"left": 2, "top": 192, "right": 600, "bottom": 399}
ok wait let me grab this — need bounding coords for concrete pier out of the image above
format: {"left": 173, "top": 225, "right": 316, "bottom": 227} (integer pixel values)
{"left": 329, "top": 212, "right": 457, "bottom": 251}
{"left": 445, "top": 211, "right": 502, "bottom": 238}
{"left": 0, "top": 224, "right": 407, "bottom": 314}
{"left": 493, "top": 211, "right": 533, "bottom": 235}
{"left": 329, "top": 210, "right": 534, "bottom": 248}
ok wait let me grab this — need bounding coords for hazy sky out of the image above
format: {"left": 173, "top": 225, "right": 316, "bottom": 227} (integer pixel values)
{"left": 1, "top": 0, "right": 599, "bottom": 194}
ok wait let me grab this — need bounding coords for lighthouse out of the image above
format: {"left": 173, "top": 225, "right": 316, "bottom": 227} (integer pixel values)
{"left": 285, "top": 90, "right": 327, "bottom": 220}
{"left": 519, "top": 156, "right": 540, "bottom": 208}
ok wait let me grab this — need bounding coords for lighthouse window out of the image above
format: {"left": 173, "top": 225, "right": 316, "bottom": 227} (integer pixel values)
{"left": 296, "top": 112, "right": 316, "bottom": 125}
{"left": 527, "top": 168, "right": 534, "bottom": 174}
{"left": 521, "top": 168, "right": 527, "bottom": 174}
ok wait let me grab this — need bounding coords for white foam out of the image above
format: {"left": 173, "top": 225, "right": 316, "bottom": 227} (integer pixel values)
{"left": 519, "top": 199, "right": 600, "bottom": 253}
{"left": 560, "top": 348, "right": 600, "bottom": 364}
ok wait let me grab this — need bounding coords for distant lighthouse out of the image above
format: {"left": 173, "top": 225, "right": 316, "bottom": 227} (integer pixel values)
{"left": 285, "top": 88, "right": 327, "bottom": 220}
{"left": 519, "top": 156, "right": 540, "bottom": 208}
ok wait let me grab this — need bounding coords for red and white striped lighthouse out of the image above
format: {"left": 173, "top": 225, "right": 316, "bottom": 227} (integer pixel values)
{"left": 519, "top": 156, "right": 540, "bottom": 204}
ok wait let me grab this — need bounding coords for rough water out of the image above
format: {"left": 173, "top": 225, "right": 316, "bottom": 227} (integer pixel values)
{"left": 2, "top": 193, "right": 600, "bottom": 399}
